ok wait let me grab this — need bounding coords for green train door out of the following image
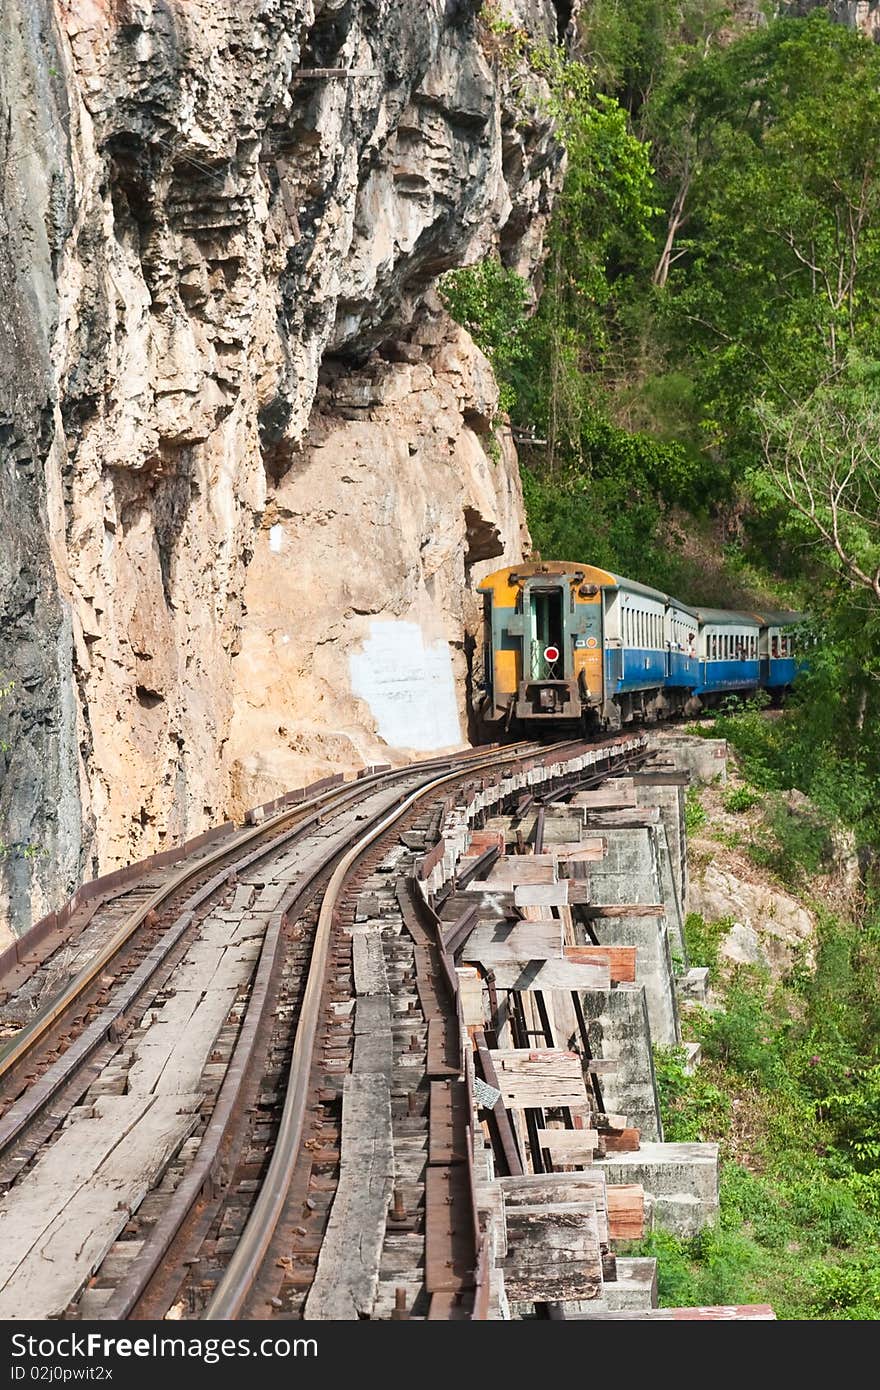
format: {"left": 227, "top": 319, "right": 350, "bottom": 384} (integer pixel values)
{"left": 528, "top": 587, "right": 565, "bottom": 679}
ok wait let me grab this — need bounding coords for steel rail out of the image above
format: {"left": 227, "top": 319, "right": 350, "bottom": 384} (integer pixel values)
{"left": 110, "top": 740, "right": 577, "bottom": 1321}
{"left": 202, "top": 736, "right": 608, "bottom": 1320}
{"left": 0, "top": 743, "right": 535, "bottom": 1089}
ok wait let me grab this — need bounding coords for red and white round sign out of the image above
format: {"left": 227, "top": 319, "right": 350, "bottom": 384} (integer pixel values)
{"left": 544, "top": 645, "right": 560, "bottom": 663}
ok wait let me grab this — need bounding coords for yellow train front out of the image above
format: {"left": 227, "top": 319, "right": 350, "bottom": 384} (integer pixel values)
{"left": 478, "top": 561, "right": 608, "bottom": 732}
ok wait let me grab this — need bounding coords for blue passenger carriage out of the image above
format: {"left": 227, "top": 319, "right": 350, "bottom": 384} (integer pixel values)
{"left": 666, "top": 598, "right": 700, "bottom": 692}
{"left": 691, "top": 607, "right": 761, "bottom": 700}
{"left": 603, "top": 574, "right": 669, "bottom": 707}
{"left": 751, "top": 610, "right": 803, "bottom": 692}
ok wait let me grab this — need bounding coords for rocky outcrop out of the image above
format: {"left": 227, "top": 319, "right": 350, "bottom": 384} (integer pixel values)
{"left": 788, "top": 2, "right": 880, "bottom": 39}
{"left": 0, "top": 0, "right": 567, "bottom": 937}
{"left": 688, "top": 861, "right": 815, "bottom": 977}
{"left": 227, "top": 310, "right": 530, "bottom": 814}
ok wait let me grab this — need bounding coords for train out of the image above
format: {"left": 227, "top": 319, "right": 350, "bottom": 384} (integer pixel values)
{"left": 478, "top": 559, "right": 802, "bottom": 734}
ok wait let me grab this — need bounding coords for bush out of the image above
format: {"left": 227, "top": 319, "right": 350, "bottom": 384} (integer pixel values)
{"left": 692, "top": 972, "right": 783, "bottom": 1085}
{"left": 723, "top": 786, "right": 762, "bottom": 814}
{"left": 807, "top": 1256, "right": 880, "bottom": 1319}
{"left": 685, "top": 786, "right": 707, "bottom": 835}
{"left": 439, "top": 257, "right": 529, "bottom": 416}
{"left": 653, "top": 1045, "right": 731, "bottom": 1142}
{"left": 683, "top": 911, "right": 729, "bottom": 980}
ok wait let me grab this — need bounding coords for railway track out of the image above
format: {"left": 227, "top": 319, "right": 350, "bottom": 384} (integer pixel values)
{"left": 0, "top": 736, "right": 646, "bottom": 1322}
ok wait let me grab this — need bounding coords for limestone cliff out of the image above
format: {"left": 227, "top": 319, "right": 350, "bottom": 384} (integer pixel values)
{"left": 0, "top": 0, "right": 567, "bottom": 939}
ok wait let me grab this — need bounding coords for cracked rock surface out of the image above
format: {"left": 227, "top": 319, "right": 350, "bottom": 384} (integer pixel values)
{"left": 0, "top": 0, "right": 565, "bottom": 937}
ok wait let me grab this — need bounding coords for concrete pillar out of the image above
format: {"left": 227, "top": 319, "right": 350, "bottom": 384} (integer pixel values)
{"left": 581, "top": 984, "right": 662, "bottom": 1141}
{"left": 600, "top": 1142, "right": 719, "bottom": 1237}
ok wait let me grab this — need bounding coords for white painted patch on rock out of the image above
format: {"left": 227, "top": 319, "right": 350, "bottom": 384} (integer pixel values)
{"left": 349, "top": 621, "right": 462, "bottom": 752}
{"left": 269, "top": 523, "right": 284, "bottom": 554}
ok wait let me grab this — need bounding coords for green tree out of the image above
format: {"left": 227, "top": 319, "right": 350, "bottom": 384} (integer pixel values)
{"left": 754, "top": 361, "right": 880, "bottom": 605}
{"left": 662, "top": 13, "right": 880, "bottom": 471}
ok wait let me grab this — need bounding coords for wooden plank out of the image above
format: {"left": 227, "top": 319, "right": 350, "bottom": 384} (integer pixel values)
{"left": 353, "top": 1030, "right": 393, "bottom": 1076}
{"left": 304, "top": 1073, "right": 394, "bottom": 1319}
{"left": 479, "top": 855, "right": 558, "bottom": 889}
{"left": 503, "top": 1184, "right": 606, "bottom": 1251}
{"left": 571, "top": 786, "right": 636, "bottom": 808}
{"left": 353, "top": 993, "right": 391, "bottom": 1035}
{"left": 606, "top": 1183, "right": 645, "bottom": 1240}
{"left": 0, "top": 1094, "right": 200, "bottom": 1319}
{"left": 442, "top": 890, "right": 516, "bottom": 921}
{"left": 602, "top": 1127, "right": 641, "bottom": 1152}
{"left": 456, "top": 966, "right": 484, "bottom": 1026}
{"left": 128, "top": 986, "right": 239, "bottom": 1096}
{"left": 514, "top": 882, "right": 568, "bottom": 908}
{"left": 462, "top": 920, "right": 563, "bottom": 963}
{"left": 0, "top": 1094, "right": 154, "bottom": 1286}
{"left": 352, "top": 932, "right": 388, "bottom": 995}
{"left": 536, "top": 1128, "right": 599, "bottom": 1161}
{"left": 502, "top": 1182, "right": 609, "bottom": 1247}
{"left": 484, "top": 959, "right": 610, "bottom": 991}
{"left": 128, "top": 934, "right": 257, "bottom": 1096}
{"left": 554, "top": 838, "right": 606, "bottom": 859}
{"left": 503, "top": 1204, "right": 603, "bottom": 1301}
{"left": 353, "top": 993, "right": 392, "bottom": 1078}
{"left": 464, "top": 830, "right": 506, "bottom": 856}
{"left": 565, "top": 944, "right": 636, "bottom": 983}
{"left": 488, "top": 1049, "right": 588, "bottom": 1109}
{"left": 582, "top": 903, "right": 665, "bottom": 919}
{"left": 582, "top": 807, "right": 660, "bottom": 826}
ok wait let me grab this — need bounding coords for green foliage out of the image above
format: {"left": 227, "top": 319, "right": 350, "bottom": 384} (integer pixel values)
{"left": 439, "top": 257, "right": 530, "bottom": 416}
{"left": 819, "top": 1066, "right": 880, "bottom": 1173}
{"left": 691, "top": 970, "right": 784, "bottom": 1085}
{"left": 745, "top": 796, "right": 833, "bottom": 890}
{"left": 498, "top": 8, "right": 880, "bottom": 1319}
{"left": 722, "top": 786, "right": 761, "bottom": 814}
{"left": 683, "top": 785, "right": 706, "bottom": 835}
{"left": 653, "top": 1044, "right": 730, "bottom": 1141}
{"left": 807, "top": 1257, "right": 880, "bottom": 1320}
{"left": 683, "top": 910, "right": 728, "bottom": 980}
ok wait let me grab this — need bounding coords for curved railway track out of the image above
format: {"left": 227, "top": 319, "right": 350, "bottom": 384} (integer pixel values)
{"left": 0, "top": 736, "right": 646, "bottom": 1322}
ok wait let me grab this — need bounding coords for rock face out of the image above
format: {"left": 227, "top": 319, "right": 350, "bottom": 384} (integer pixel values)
{"left": 788, "top": 1, "right": 880, "bottom": 40}
{"left": 0, "top": 0, "right": 566, "bottom": 938}
{"left": 688, "top": 861, "right": 815, "bottom": 977}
